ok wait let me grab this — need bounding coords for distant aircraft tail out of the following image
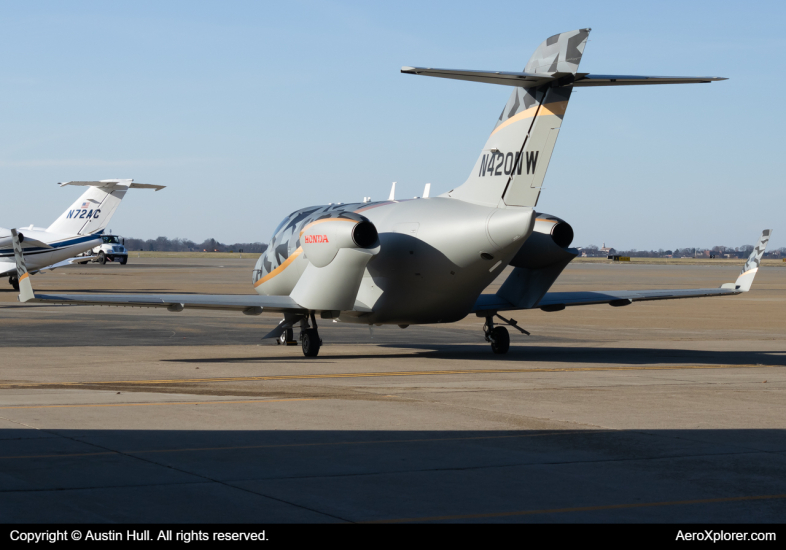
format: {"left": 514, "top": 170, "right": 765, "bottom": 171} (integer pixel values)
{"left": 723, "top": 230, "right": 772, "bottom": 292}
{"left": 46, "top": 179, "right": 164, "bottom": 235}
{"left": 402, "top": 29, "right": 725, "bottom": 209}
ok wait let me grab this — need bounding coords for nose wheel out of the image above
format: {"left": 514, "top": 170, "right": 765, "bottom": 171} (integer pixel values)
{"left": 277, "top": 328, "right": 296, "bottom": 346}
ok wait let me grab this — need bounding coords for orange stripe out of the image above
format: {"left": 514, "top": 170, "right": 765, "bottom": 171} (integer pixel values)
{"left": 299, "top": 217, "right": 356, "bottom": 237}
{"left": 253, "top": 247, "right": 303, "bottom": 287}
{"left": 19, "top": 272, "right": 29, "bottom": 281}
{"left": 490, "top": 100, "right": 569, "bottom": 136}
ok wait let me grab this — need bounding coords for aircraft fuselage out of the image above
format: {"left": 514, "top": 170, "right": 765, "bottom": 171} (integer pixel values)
{"left": 253, "top": 198, "right": 535, "bottom": 325}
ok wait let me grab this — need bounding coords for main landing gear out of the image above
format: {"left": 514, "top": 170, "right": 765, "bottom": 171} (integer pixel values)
{"left": 8, "top": 276, "right": 19, "bottom": 291}
{"left": 272, "top": 312, "right": 322, "bottom": 356}
{"left": 300, "top": 312, "right": 322, "bottom": 357}
{"left": 483, "top": 314, "right": 529, "bottom": 355}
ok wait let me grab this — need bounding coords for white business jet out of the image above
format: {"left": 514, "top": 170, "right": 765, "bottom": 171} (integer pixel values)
{"left": 0, "top": 179, "right": 164, "bottom": 289}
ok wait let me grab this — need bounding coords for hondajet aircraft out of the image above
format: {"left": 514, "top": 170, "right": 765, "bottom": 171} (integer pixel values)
{"left": 11, "top": 29, "right": 771, "bottom": 357}
{"left": 1, "top": 179, "right": 164, "bottom": 289}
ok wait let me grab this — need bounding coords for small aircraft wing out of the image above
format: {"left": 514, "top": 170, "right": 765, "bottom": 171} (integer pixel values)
{"left": 10, "top": 229, "right": 306, "bottom": 314}
{"left": 37, "top": 256, "right": 97, "bottom": 272}
{"left": 473, "top": 230, "right": 772, "bottom": 314}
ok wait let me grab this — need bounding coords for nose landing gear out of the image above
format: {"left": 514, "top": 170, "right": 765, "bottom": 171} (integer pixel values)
{"left": 483, "top": 314, "right": 529, "bottom": 355}
{"left": 277, "top": 328, "right": 296, "bottom": 346}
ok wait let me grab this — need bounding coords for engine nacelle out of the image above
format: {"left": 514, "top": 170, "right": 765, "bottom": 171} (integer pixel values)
{"left": 509, "top": 214, "right": 575, "bottom": 270}
{"left": 300, "top": 215, "right": 379, "bottom": 268}
{"left": 292, "top": 213, "right": 380, "bottom": 311}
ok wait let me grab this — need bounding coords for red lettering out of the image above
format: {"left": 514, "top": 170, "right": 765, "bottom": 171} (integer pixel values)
{"left": 305, "top": 235, "right": 329, "bottom": 244}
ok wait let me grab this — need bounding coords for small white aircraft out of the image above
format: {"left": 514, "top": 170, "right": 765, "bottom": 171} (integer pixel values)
{"left": 8, "top": 29, "right": 773, "bottom": 358}
{"left": 0, "top": 179, "right": 164, "bottom": 289}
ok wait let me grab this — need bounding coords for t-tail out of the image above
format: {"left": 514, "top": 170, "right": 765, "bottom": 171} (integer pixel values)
{"left": 402, "top": 29, "right": 726, "bottom": 208}
{"left": 47, "top": 179, "right": 165, "bottom": 235}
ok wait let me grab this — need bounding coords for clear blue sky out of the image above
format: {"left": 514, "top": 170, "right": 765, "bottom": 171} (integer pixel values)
{"left": 1, "top": 0, "right": 784, "bottom": 250}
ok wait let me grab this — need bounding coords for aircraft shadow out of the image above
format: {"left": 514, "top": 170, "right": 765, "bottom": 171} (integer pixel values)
{"left": 2, "top": 427, "right": 785, "bottom": 523}
{"left": 165, "top": 345, "right": 786, "bottom": 366}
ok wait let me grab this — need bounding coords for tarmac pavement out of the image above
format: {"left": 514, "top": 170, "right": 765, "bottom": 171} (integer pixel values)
{"left": 0, "top": 258, "right": 784, "bottom": 523}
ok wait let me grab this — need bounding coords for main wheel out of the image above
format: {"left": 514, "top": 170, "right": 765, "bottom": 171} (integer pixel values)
{"left": 301, "top": 329, "right": 321, "bottom": 357}
{"left": 98, "top": 252, "right": 106, "bottom": 265}
{"left": 490, "top": 326, "right": 510, "bottom": 355}
{"left": 9, "top": 276, "right": 19, "bottom": 291}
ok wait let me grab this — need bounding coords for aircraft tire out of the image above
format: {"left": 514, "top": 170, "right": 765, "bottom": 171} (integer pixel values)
{"left": 301, "top": 329, "right": 321, "bottom": 357}
{"left": 9, "top": 276, "right": 19, "bottom": 291}
{"left": 98, "top": 252, "right": 106, "bottom": 265}
{"left": 490, "top": 326, "right": 510, "bottom": 354}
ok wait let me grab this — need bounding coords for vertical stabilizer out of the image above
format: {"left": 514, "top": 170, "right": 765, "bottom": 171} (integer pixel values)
{"left": 448, "top": 29, "right": 590, "bottom": 208}
{"left": 47, "top": 180, "right": 163, "bottom": 235}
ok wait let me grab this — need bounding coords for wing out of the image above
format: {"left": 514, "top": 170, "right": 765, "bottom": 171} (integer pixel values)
{"left": 25, "top": 291, "right": 304, "bottom": 314}
{"left": 474, "top": 286, "right": 740, "bottom": 314}
{"left": 473, "top": 230, "right": 771, "bottom": 315}
{"left": 9, "top": 228, "right": 308, "bottom": 314}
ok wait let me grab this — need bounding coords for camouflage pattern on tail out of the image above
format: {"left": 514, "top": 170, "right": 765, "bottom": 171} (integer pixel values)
{"left": 448, "top": 29, "right": 590, "bottom": 208}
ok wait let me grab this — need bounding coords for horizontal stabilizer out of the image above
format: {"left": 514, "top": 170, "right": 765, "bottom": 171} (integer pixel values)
{"left": 0, "top": 234, "right": 52, "bottom": 250}
{"left": 401, "top": 67, "right": 726, "bottom": 88}
{"left": 59, "top": 179, "right": 165, "bottom": 191}
{"left": 401, "top": 67, "right": 556, "bottom": 88}
{"left": 572, "top": 74, "right": 727, "bottom": 87}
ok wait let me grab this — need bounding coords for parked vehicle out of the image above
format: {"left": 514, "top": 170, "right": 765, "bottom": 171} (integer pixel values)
{"left": 78, "top": 235, "right": 128, "bottom": 265}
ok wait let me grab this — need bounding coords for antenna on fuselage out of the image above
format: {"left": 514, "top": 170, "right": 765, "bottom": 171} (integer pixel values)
{"left": 388, "top": 182, "right": 396, "bottom": 201}
{"left": 423, "top": 183, "right": 431, "bottom": 198}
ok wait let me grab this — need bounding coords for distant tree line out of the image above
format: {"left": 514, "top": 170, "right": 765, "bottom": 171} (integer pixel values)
{"left": 579, "top": 245, "right": 785, "bottom": 259}
{"left": 123, "top": 236, "right": 268, "bottom": 253}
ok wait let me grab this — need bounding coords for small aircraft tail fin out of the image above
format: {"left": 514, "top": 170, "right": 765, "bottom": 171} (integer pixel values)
{"left": 46, "top": 179, "right": 164, "bottom": 236}
{"left": 401, "top": 30, "right": 727, "bottom": 209}
{"left": 444, "top": 29, "right": 591, "bottom": 208}
{"left": 725, "top": 230, "right": 772, "bottom": 292}
{"left": 11, "top": 229, "right": 35, "bottom": 302}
